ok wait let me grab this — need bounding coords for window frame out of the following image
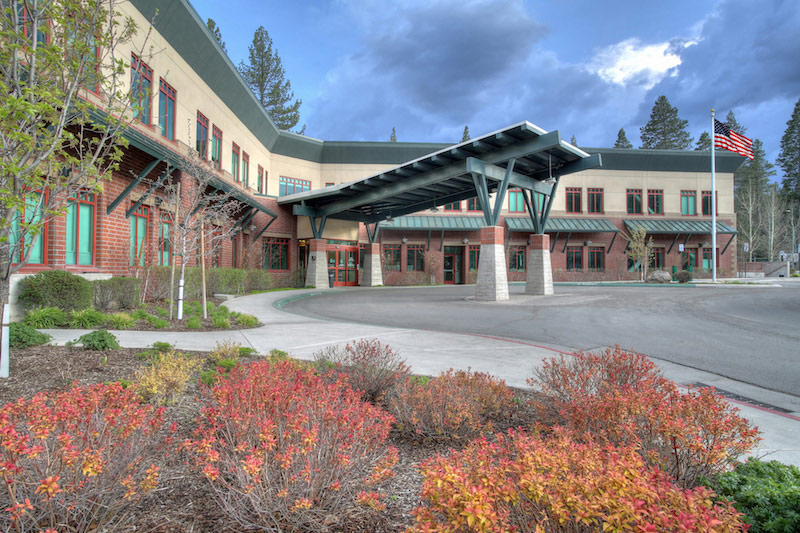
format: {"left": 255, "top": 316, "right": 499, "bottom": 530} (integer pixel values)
{"left": 647, "top": 189, "right": 664, "bottom": 215}
{"left": 211, "top": 125, "right": 222, "bottom": 170}
{"left": 130, "top": 53, "right": 152, "bottom": 126}
{"left": 468, "top": 244, "right": 480, "bottom": 271}
{"left": 196, "top": 111, "right": 209, "bottom": 161}
{"left": 257, "top": 165, "right": 265, "bottom": 194}
{"left": 587, "top": 188, "right": 604, "bottom": 214}
{"left": 467, "top": 197, "right": 482, "bottom": 212}
{"left": 383, "top": 244, "right": 401, "bottom": 271}
{"left": 158, "top": 78, "right": 176, "bottom": 140}
{"left": 158, "top": 212, "right": 172, "bottom": 266}
{"left": 681, "top": 190, "right": 697, "bottom": 216}
{"left": 263, "top": 237, "right": 290, "bottom": 271}
{"left": 701, "top": 190, "right": 718, "bottom": 216}
{"left": 279, "top": 176, "right": 311, "bottom": 196}
{"left": 129, "top": 203, "right": 149, "bottom": 266}
{"left": 566, "top": 246, "right": 583, "bottom": 272}
{"left": 242, "top": 151, "right": 249, "bottom": 189}
{"left": 407, "top": 244, "right": 424, "bottom": 272}
{"left": 231, "top": 143, "right": 240, "bottom": 183}
{"left": 65, "top": 190, "right": 96, "bottom": 266}
{"left": 681, "top": 249, "right": 698, "bottom": 270}
{"left": 626, "top": 189, "right": 643, "bottom": 215}
{"left": 11, "top": 190, "right": 48, "bottom": 266}
{"left": 565, "top": 187, "right": 582, "bottom": 214}
{"left": 588, "top": 246, "right": 604, "bottom": 272}
{"left": 509, "top": 245, "right": 526, "bottom": 272}
{"left": 650, "top": 247, "right": 665, "bottom": 269}
{"left": 443, "top": 201, "right": 461, "bottom": 212}
{"left": 508, "top": 188, "right": 525, "bottom": 213}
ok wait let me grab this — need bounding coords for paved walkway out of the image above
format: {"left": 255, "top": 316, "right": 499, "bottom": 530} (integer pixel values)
{"left": 43, "top": 286, "right": 800, "bottom": 467}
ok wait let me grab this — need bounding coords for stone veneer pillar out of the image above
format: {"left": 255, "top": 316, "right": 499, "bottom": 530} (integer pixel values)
{"left": 304, "top": 239, "right": 330, "bottom": 289}
{"left": 475, "top": 226, "right": 509, "bottom": 301}
{"left": 359, "top": 242, "right": 383, "bottom": 287}
{"left": 525, "top": 233, "right": 554, "bottom": 295}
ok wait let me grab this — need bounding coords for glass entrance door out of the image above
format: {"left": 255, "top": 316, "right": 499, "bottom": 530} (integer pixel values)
{"left": 444, "top": 254, "right": 456, "bottom": 284}
{"left": 443, "top": 246, "right": 464, "bottom": 284}
{"left": 327, "top": 246, "right": 358, "bottom": 286}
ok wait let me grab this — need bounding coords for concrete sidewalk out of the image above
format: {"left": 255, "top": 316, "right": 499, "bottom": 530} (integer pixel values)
{"left": 43, "top": 287, "right": 799, "bottom": 466}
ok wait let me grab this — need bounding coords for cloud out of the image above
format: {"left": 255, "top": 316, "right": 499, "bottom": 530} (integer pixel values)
{"left": 589, "top": 38, "right": 691, "bottom": 89}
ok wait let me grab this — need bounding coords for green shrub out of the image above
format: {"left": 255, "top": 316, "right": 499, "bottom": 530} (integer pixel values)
{"left": 151, "top": 341, "right": 174, "bottom": 353}
{"left": 244, "top": 269, "right": 272, "bottom": 292}
{"left": 703, "top": 459, "right": 800, "bottom": 532}
{"left": 186, "top": 316, "right": 202, "bottom": 329}
{"left": 213, "top": 305, "right": 230, "bottom": 318}
{"left": 8, "top": 322, "right": 51, "bottom": 348}
{"left": 210, "top": 340, "right": 241, "bottom": 363}
{"left": 68, "top": 308, "right": 107, "bottom": 328}
{"left": 184, "top": 301, "right": 203, "bottom": 317}
{"left": 131, "top": 308, "right": 150, "bottom": 321}
{"left": 674, "top": 269, "right": 693, "bottom": 283}
{"left": 238, "top": 346, "right": 257, "bottom": 357}
{"left": 206, "top": 268, "right": 245, "bottom": 295}
{"left": 24, "top": 306, "right": 68, "bottom": 328}
{"left": 215, "top": 358, "right": 238, "bottom": 372}
{"left": 205, "top": 301, "right": 215, "bottom": 313}
{"left": 17, "top": 270, "right": 92, "bottom": 311}
{"left": 234, "top": 313, "right": 259, "bottom": 327}
{"left": 200, "top": 369, "right": 219, "bottom": 386}
{"left": 146, "top": 315, "right": 169, "bottom": 329}
{"left": 106, "top": 312, "right": 135, "bottom": 330}
{"left": 93, "top": 277, "right": 141, "bottom": 310}
{"left": 211, "top": 315, "right": 230, "bottom": 329}
{"left": 268, "top": 348, "right": 289, "bottom": 361}
{"left": 154, "top": 306, "right": 169, "bottom": 318}
{"left": 71, "top": 330, "right": 120, "bottom": 350}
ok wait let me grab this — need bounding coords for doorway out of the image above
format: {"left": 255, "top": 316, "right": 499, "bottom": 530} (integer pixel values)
{"left": 443, "top": 246, "right": 464, "bottom": 284}
{"left": 327, "top": 245, "right": 359, "bottom": 286}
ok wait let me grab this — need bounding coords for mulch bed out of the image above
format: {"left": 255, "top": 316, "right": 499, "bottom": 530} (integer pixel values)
{"left": 0, "top": 345, "right": 537, "bottom": 532}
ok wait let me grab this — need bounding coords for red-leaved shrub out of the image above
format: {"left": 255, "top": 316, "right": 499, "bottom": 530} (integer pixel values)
{"left": 185, "top": 359, "right": 397, "bottom": 531}
{"left": 410, "top": 428, "right": 748, "bottom": 532}
{"left": 0, "top": 383, "right": 172, "bottom": 532}
{"left": 313, "top": 338, "right": 410, "bottom": 404}
{"left": 387, "top": 369, "right": 515, "bottom": 442}
{"left": 528, "top": 347, "right": 760, "bottom": 487}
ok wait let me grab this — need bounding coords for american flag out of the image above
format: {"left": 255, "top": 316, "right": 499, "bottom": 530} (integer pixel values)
{"left": 714, "top": 119, "right": 754, "bottom": 160}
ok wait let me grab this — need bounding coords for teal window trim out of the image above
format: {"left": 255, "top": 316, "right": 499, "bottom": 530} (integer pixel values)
{"left": 129, "top": 204, "right": 149, "bottom": 266}
{"left": 279, "top": 176, "right": 311, "bottom": 196}
{"left": 242, "top": 152, "right": 249, "bottom": 189}
{"left": 130, "top": 54, "right": 152, "bottom": 125}
{"left": 158, "top": 78, "right": 176, "bottom": 140}
{"left": 211, "top": 125, "right": 222, "bottom": 170}
{"left": 467, "top": 197, "right": 481, "bottom": 212}
{"left": 10, "top": 191, "right": 47, "bottom": 266}
{"left": 681, "top": 190, "right": 697, "bottom": 216}
{"left": 196, "top": 111, "right": 209, "bottom": 160}
{"left": 231, "top": 143, "right": 240, "bottom": 182}
{"left": 158, "top": 214, "right": 172, "bottom": 266}
{"left": 257, "top": 165, "right": 265, "bottom": 194}
{"left": 508, "top": 188, "right": 525, "bottom": 213}
{"left": 443, "top": 202, "right": 461, "bottom": 212}
{"left": 66, "top": 191, "right": 96, "bottom": 266}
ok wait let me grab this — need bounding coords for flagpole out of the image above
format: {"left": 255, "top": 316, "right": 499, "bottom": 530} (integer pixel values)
{"left": 711, "top": 109, "right": 717, "bottom": 282}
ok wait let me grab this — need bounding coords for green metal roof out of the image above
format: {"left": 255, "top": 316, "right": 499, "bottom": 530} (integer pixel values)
{"left": 506, "top": 217, "right": 619, "bottom": 233}
{"left": 379, "top": 215, "right": 486, "bottom": 231}
{"left": 623, "top": 219, "right": 737, "bottom": 234}
{"left": 583, "top": 148, "right": 746, "bottom": 174}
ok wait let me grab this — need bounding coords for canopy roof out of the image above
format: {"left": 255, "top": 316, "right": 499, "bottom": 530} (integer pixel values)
{"left": 623, "top": 219, "right": 737, "bottom": 235}
{"left": 279, "top": 122, "right": 601, "bottom": 224}
{"left": 507, "top": 217, "right": 619, "bottom": 233}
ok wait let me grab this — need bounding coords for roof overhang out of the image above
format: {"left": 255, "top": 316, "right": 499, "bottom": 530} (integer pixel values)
{"left": 278, "top": 122, "right": 601, "bottom": 224}
{"left": 623, "top": 219, "right": 737, "bottom": 235}
{"left": 507, "top": 216, "right": 620, "bottom": 233}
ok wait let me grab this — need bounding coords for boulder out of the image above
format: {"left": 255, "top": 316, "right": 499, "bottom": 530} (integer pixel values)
{"left": 647, "top": 270, "right": 672, "bottom": 283}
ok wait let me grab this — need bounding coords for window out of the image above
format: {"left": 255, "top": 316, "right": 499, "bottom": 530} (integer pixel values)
{"left": 650, "top": 248, "right": 665, "bottom": 269}
{"left": 509, "top": 245, "right": 525, "bottom": 272}
{"left": 681, "top": 190, "right": 696, "bottom": 216}
{"left": 66, "top": 191, "right": 95, "bottom": 266}
{"left": 279, "top": 176, "right": 311, "bottom": 196}
{"left": 702, "top": 248, "right": 718, "bottom": 270}
{"left": 242, "top": 152, "right": 249, "bottom": 188}
{"left": 232, "top": 236, "right": 238, "bottom": 268}
{"left": 407, "top": 245, "right": 424, "bottom": 271}
{"left": 231, "top": 143, "right": 240, "bottom": 182}
{"left": 627, "top": 189, "right": 642, "bottom": 215}
{"left": 702, "top": 191, "right": 717, "bottom": 216}
{"left": 587, "top": 188, "right": 603, "bottom": 214}
{"left": 648, "top": 189, "right": 663, "bottom": 215}
{"left": 565, "top": 187, "right": 582, "bottom": 213}
{"left": 383, "top": 245, "right": 401, "bottom": 271}
{"left": 158, "top": 213, "right": 172, "bottom": 266}
{"left": 257, "top": 165, "right": 265, "bottom": 194}
{"left": 158, "top": 79, "right": 176, "bottom": 140}
{"left": 130, "top": 54, "right": 152, "bottom": 125}
{"left": 509, "top": 188, "right": 525, "bottom": 213}
{"left": 263, "top": 237, "right": 289, "bottom": 270}
{"left": 681, "top": 250, "right": 697, "bottom": 270}
{"left": 588, "top": 247, "right": 604, "bottom": 271}
{"left": 196, "top": 112, "right": 209, "bottom": 160}
{"left": 325, "top": 182, "right": 334, "bottom": 187}
{"left": 17, "top": 5, "right": 48, "bottom": 44}
{"left": 11, "top": 191, "right": 46, "bottom": 265}
{"left": 129, "top": 204, "right": 149, "bottom": 266}
{"left": 566, "top": 246, "right": 583, "bottom": 271}
{"left": 467, "top": 197, "right": 481, "bottom": 212}
{"left": 444, "top": 202, "right": 461, "bottom": 212}
{"left": 359, "top": 243, "right": 367, "bottom": 269}
{"left": 468, "top": 245, "right": 480, "bottom": 271}
{"left": 211, "top": 126, "right": 222, "bottom": 170}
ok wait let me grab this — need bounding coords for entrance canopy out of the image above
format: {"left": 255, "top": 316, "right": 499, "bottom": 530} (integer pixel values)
{"left": 279, "top": 122, "right": 601, "bottom": 235}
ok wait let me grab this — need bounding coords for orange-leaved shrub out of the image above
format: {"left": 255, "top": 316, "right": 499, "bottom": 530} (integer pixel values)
{"left": 387, "top": 369, "right": 515, "bottom": 442}
{"left": 185, "top": 359, "right": 398, "bottom": 532}
{"left": 313, "top": 338, "right": 410, "bottom": 404}
{"left": 528, "top": 346, "right": 760, "bottom": 487}
{"left": 0, "top": 383, "right": 172, "bottom": 532}
{"left": 409, "top": 428, "right": 748, "bottom": 533}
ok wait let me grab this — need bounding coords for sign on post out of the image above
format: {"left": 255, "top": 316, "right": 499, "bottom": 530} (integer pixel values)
{"left": 678, "top": 243, "right": 685, "bottom": 252}
{"left": 1, "top": 303, "right": 10, "bottom": 379}
{"left": 743, "top": 242, "right": 750, "bottom": 253}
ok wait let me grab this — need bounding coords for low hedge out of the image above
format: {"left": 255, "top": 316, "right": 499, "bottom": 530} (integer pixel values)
{"left": 93, "top": 277, "right": 142, "bottom": 310}
{"left": 17, "top": 271, "right": 92, "bottom": 311}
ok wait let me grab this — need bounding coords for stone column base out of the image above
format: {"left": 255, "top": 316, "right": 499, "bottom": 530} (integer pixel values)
{"left": 475, "top": 226, "right": 509, "bottom": 301}
{"left": 304, "top": 239, "right": 331, "bottom": 288}
{"left": 525, "top": 234, "right": 553, "bottom": 295}
{"left": 359, "top": 242, "right": 383, "bottom": 287}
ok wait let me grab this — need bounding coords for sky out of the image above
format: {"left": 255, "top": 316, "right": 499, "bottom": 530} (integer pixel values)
{"left": 191, "top": 0, "right": 799, "bottom": 171}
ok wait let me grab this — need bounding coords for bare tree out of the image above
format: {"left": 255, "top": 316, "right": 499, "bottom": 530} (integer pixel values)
{"left": 762, "top": 184, "right": 788, "bottom": 261}
{"left": 623, "top": 226, "right": 653, "bottom": 281}
{"left": 0, "top": 0, "right": 148, "bottom": 308}
{"left": 736, "top": 177, "right": 764, "bottom": 262}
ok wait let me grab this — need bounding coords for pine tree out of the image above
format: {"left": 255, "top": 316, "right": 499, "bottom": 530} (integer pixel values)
{"left": 777, "top": 98, "right": 800, "bottom": 199}
{"left": 570, "top": 135, "right": 578, "bottom": 146}
{"left": 724, "top": 110, "right": 746, "bottom": 135}
{"left": 206, "top": 19, "right": 227, "bottom": 53}
{"left": 461, "top": 125, "right": 470, "bottom": 142}
{"left": 614, "top": 128, "right": 633, "bottom": 148}
{"left": 238, "top": 26, "right": 301, "bottom": 131}
{"left": 639, "top": 95, "right": 693, "bottom": 149}
{"left": 695, "top": 132, "right": 711, "bottom": 151}
{"left": 390, "top": 127, "right": 397, "bottom": 142}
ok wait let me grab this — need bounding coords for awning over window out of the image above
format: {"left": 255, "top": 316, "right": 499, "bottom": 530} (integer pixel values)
{"left": 379, "top": 215, "right": 485, "bottom": 231}
{"left": 623, "top": 219, "right": 737, "bottom": 235}
{"left": 506, "top": 217, "right": 619, "bottom": 233}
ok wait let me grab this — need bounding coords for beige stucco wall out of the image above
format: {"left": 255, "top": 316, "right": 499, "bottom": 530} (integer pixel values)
{"left": 296, "top": 218, "right": 360, "bottom": 240}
